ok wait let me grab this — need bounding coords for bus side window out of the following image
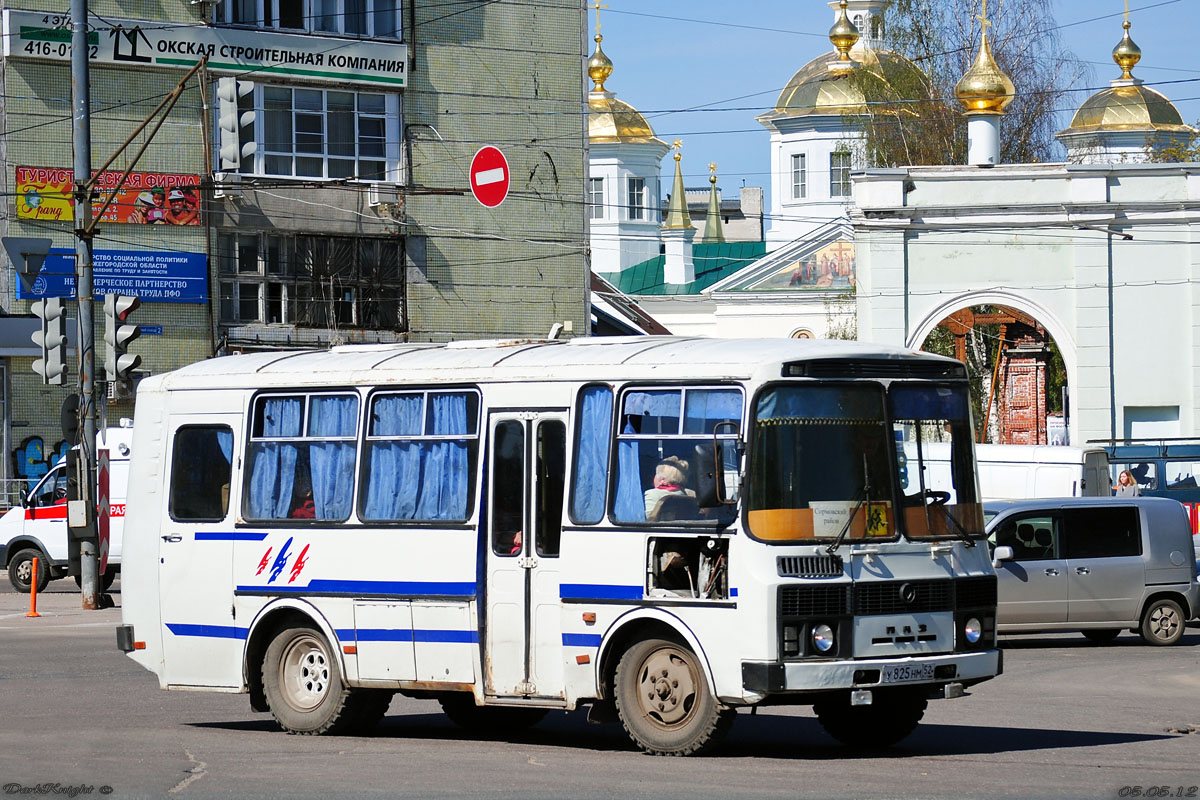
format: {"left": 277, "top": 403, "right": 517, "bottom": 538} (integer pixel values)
{"left": 569, "top": 385, "right": 612, "bottom": 524}
{"left": 492, "top": 421, "right": 524, "bottom": 556}
{"left": 536, "top": 420, "right": 566, "bottom": 557}
{"left": 170, "top": 426, "right": 234, "bottom": 521}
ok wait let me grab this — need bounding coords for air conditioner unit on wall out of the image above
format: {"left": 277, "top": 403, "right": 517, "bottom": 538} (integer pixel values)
{"left": 213, "top": 172, "right": 241, "bottom": 200}
{"left": 367, "top": 184, "right": 399, "bottom": 208}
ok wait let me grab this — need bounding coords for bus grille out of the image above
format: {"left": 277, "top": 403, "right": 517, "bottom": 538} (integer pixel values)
{"left": 777, "top": 554, "right": 843, "bottom": 578}
{"left": 779, "top": 585, "right": 850, "bottom": 617}
{"left": 854, "top": 580, "right": 953, "bottom": 615}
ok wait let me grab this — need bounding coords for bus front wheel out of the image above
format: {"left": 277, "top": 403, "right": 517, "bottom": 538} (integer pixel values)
{"left": 614, "top": 638, "right": 734, "bottom": 756}
{"left": 262, "top": 624, "right": 358, "bottom": 735}
{"left": 814, "top": 689, "right": 927, "bottom": 748}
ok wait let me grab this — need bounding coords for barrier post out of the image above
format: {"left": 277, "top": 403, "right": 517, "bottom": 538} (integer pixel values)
{"left": 25, "top": 557, "right": 41, "bottom": 618}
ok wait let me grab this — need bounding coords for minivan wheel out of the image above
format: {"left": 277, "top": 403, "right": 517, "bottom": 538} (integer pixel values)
{"left": 1139, "top": 598, "right": 1185, "bottom": 646}
{"left": 1081, "top": 629, "right": 1121, "bottom": 644}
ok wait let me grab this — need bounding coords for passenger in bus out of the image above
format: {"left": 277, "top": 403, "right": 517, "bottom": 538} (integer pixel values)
{"left": 290, "top": 489, "right": 316, "bottom": 519}
{"left": 649, "top": 493, "right": 700, "bottom": 522}
{"left": 643, "top": 456, "right": 695, "bottom": 518}
{"left": 509, "top": 529, "right": 523, "bottom": 555}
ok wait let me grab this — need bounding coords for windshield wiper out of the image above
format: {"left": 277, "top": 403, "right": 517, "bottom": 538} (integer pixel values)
{"left": 827, "top": 455, "right": 870, "bottom": 554}
{"left": 926, "top": 495, "right": 976, "bottom": 547}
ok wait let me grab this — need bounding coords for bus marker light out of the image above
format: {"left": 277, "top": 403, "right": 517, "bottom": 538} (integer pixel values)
{"left": 581, "top": 612, "right": 596, "bottom": 624}
{"left": 133, "top": 642, "right": 146, "bottom": 650}
{"left": 576, "top": 654, "right": 590, "bottom": 665}
{"left": 343, "top": 645, "right": 357, "bottom": 655}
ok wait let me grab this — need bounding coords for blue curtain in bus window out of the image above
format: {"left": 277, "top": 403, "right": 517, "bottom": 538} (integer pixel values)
{"left": 217, "top": 430, "right": 233, "bottom": 462}
{"left": 890, "top": 385, "right": 968, "bottom": 420}
{"left": 308, "top": 395, "right": 358, "bottom": 520}
{"left": 363, "top": 394, "right": 424, "bottom": 520}
{"left": 683, "top": 389, "right": 742, "bottom": 434}
{"left": 614, "top": 420, "right": 646, "bottom": 522}
{"left": 623, "top": 391, "right": 681, "bottom": 433}
{"left": 570, "top": 386, "right": 612, "bottom": 523}
{"left": 415, "top": 392, "right": 470, "bottom": 519}
{"left": 246, "top": 396, "right": 302, "bottom": 519}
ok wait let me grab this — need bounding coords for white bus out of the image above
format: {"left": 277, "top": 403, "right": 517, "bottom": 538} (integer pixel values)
{"left": 117, "top": 337, "right": 1001, "bottom": 755}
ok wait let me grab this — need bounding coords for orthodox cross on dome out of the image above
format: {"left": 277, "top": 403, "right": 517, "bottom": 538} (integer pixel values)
{"left": 672, "top": 139, "right": 683, "bottom": 161}
{"left": 1124, "top": 0, "right": 1130, "bottom": 25}
{"left": 589, "top": 1, "right": 608, "bottom": 37}
{"left": 976, "top": 0, "right": 992, "bottom": 36}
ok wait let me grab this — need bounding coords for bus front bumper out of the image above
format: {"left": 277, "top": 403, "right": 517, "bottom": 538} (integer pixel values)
{"left": 742, "top": 648, "right": 1002, "bottom": 696}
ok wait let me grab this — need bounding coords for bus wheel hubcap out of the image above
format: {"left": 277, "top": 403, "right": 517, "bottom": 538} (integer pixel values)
{"left": 637, "top": 647, "right": 697, "bottom": 726}
{"left": 281, "top": 635, "right": 330, "bottom": 710}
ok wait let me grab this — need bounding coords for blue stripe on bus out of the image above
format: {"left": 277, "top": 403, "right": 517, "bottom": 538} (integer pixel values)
{"left": 194, "top": 532, "right": 269, "bottom": 541}
{"left": 562, "top": 633, "right": 602, "bottom": 647}
{"left": 559, "top": 583, "right": 644, "bottom": 601}
{"left": 730, "top": 587, "right": 738, "bottom": 597}
{"left": 333, "top": 628, "right": 479, "bottom": 644}
{"left": 165, "top": 623, "right": 250, "bottom": 639}
{"left": 234, "top": 580, "right": 476, "bottom": 597}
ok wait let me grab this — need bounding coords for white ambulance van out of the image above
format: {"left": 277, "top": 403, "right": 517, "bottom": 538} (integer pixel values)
{"left": 0, "top": 424, "right": 131, "bottom": 592}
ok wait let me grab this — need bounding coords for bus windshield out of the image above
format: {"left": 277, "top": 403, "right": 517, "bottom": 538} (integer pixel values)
{"left": 747, "top": 384, "right": 896, "bottom": 543}
{"left": 889, "top": 383, "right": 984, "bottom": 540}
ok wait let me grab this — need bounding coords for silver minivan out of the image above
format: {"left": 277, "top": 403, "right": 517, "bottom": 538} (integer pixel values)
{"left": 985, "top": 497, "right": 1199, "bottom": 645}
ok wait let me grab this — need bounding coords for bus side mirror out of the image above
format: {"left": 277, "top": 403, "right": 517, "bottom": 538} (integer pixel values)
{"left": 18, "top": 486, "right": 29, "bottom": 506}
{"left": 694, "top": 423, "right": 741, "bottom": 508}
{"left": 992, "top": 545, "right": 1013, "bottom": 568}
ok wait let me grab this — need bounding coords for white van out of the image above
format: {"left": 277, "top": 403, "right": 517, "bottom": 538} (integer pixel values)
{"left": 0, "top": 425, "right": 131, "bottom": 592}
{"left": 902, "top": 442, "right": 1110, "bottom": 501}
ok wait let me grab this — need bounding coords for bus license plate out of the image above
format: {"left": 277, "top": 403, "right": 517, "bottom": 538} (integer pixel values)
{"left": 882, "top": 664, "right": 935, "bottom": 683}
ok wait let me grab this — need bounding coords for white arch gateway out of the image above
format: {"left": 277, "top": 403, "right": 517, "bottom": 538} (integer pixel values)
{"left": 852, "top": 162, "right": 1200, "bottom": 447}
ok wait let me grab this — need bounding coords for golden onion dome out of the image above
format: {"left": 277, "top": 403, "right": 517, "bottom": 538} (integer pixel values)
{"left": 586, "top": 34, "right": 666, "bottom": 145}
{"left": 954, "top": 18, "right": 1014, "bottom": 113}
{"left": 760, "top": 47, "right": 930, "bottom": 121}
{"left": 1061, "top": 18, "right": 1190, "bottom": 136}
{"left": 1063, "top": 84, "right": 1189, "bottom": 135}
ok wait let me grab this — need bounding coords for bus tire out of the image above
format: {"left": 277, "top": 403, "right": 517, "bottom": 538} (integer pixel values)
{"left": 613, "top": 638, "right": 734, "bottom": 756}
{"left": 348, "top": 690, "right": 394, "bottom": 733}
{"left": 262, "top": 624, "right": 356, "bottom": 735}
{"left": 814, "top": 689, "right": 927, "bottom": 749}
{"left": 438, "top": 694, "right": 547, "bottom": 733}
{"left": 1139, "top": 597, "right": 1185, "bottom": 646}
{"left": 8, "top": 548, "right": 51, "bottom": 594}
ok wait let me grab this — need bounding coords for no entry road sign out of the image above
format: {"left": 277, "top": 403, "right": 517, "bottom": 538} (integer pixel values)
{"left": 470, "top": 146, "right": 510, "bottom": 208}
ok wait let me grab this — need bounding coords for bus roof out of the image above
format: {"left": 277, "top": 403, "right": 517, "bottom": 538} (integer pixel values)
{"left": 148, "top": 336, "right": 963, "bottom": 392}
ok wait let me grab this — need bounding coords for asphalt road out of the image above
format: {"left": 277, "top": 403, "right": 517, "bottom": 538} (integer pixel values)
{"left": 2, "top": 576, "right": 1199, "bottom": 799}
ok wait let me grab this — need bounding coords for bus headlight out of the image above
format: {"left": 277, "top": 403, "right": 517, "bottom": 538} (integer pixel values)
{"left": 812, "top": 624, "right": 835, "bottom": 653}
{"left": 963, "top": 617, "right": 982, "bottom": 644}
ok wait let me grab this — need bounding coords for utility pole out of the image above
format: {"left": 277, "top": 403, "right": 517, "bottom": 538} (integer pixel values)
{"left": 71, "top": 0, "right": 99, "bottom": 609}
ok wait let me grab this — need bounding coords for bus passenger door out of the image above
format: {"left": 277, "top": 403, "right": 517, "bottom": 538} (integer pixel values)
{"left": 157, "top": 417, "right": 240, "bottom": 687}
{"left": 484, "top": 412, "right": 567, "bottom": 700}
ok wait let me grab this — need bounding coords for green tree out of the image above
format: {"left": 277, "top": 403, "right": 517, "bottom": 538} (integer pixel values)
{"left": 848, "top": 0, "right": 1088, "bottom": 168}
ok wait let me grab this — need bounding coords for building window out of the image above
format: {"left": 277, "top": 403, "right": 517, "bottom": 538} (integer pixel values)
{"left": 830, "top": 151, "right": 852, "bottom": 198}
{"left": 220, "top": 0, "right": 401, "bottom": 38}
{"left": 224, "top": 85, "right": 401, "bottom": 182}
{"left": 791, "top": 153, "right": 807, "bottom": 199}
{"left": 627, "top": 177, "right": 645, "bottom": 221}
{"left": 589, "top": 178, "right": 604, "bottom": 220}
{"left": 218, "top": 232, "right": 405, "bottom": 331}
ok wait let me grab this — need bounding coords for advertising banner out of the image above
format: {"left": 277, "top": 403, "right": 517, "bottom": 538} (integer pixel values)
{"left": 3, "top": 9, "right": 407, "bottom": 87}
{"left": 17, "top": 249, "right": 208, "bottom": 304}
{"left": 16, "top": 167, "right": 201, "bottom": 225}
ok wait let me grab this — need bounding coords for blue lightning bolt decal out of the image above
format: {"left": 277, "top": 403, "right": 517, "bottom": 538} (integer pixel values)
{"left": 268, "top": 537, "right": 293, "bottom": 584}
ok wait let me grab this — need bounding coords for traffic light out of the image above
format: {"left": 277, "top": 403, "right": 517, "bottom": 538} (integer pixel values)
{"left": 217, "top": 77, "right": 256, "bottom": 171}
{"left": 31, "top": 297, "right": 67, "bottom": 385}
{"left": 104, "top": 294, "right": 141, "bottom": 393}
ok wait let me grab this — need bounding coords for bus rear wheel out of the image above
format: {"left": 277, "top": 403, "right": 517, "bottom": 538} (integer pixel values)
{"left": 262, "top": 624, "right": 358, "bottom": 735}
{"left": 614, "top": 638, "right": 734, "bottom": 756}
{"left": 814, "top": 689, "right": 927, "bottom": 749}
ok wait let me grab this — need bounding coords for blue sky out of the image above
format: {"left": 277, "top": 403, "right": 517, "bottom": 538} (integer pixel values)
{"left": 594, "top": 0, "right": 1199, "bottom": 199}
